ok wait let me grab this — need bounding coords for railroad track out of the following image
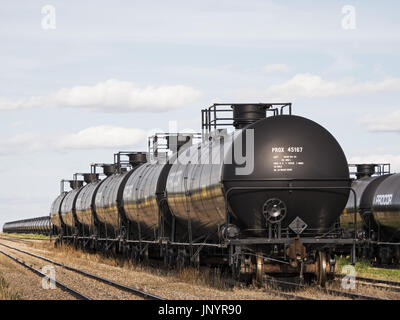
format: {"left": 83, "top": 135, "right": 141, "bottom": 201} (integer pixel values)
{"left": 1, "top": 237, "right": 397, "bottom": 300}
{"left": 266, "top": 287, "right": 315, "bottom": 300}
{"left": 0, "top": 242, "right": 165, "bottom": 300}
{"left": 0, "top": 235, "right": 52, "bottom": 241}
{"left": 335, "top": 274, "right": 400, "bottom": 293}
{"left": 0, "top": 236, "right": 52, "bottom": 246}
{"left": 0, "top": 249, "right": 91, "bottom": 300}
{"left": 264, "top": 276, "right": 390, "bottom": 300}
{"left": 355, "top": 275, "right": 400, "bottom": 287}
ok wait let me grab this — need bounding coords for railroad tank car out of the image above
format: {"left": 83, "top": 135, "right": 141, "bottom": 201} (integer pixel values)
{"left": 94, "top": 171, "right": 129, "bottom": 235}
{"left": 2, "top": 222, "right": 11, "bottom": 233}
{"left": 73, "top": 166, "right": 117, "bottom": 238}
{"left": 94, "top": 153, "right": 147, "bottom": 238}
{"left": 50, "top": 191, "right": 68, "bottom": 231}
{"left": 340, "top": 164, "right": 400, "bottom": 264}
{"left": 60, "top": 180, "right": 84, "bottom": 235}
{"left": 342, "top": 164, "right": 392, "bottom": 235}
{"left": 2, "top": 216, "right": 53, "bottom": 235}
{"left": 372, "top": 174, "right": 400, "bottom": 243}
{"left": 75, "top": 174, "right": 104, "bottom": 236}
{"left": 165, "top": 111, "right": 350, "bottom": 248}
{"left": 122, "top": 160, "right": 173, "bottom": 240}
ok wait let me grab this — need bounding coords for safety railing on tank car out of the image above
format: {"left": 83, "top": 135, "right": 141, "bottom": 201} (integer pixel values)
{"left": 147, "top": 133, "right": 202, "bottom": 162}
{"left": 201, "top": 103, "right": 292, "bottom": 133}
{"left": 114, "top": 151, "right": 138, "bottom": 173}
{"left": 348, "top": 163, "right": 391, "bottom": 178}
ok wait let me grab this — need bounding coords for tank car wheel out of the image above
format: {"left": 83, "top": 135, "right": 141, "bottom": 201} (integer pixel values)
{"left": 91, "top": 240, "right": 97, "bottom": 252}
{"left": 73, "top": 238, "right": 78, "bottom": 250}
{"left": 315, "top": 251, "right": 328, "bottom": 287}
{"left": 167, "top": 249, "right": 176, "bottom": 267}
{"left": 111, "top": 244, "right": 117, "bottom": 256}
{"left": 101, "top": 243, "right": 108, "bottom": 255}
{"left": 253, "top": 252, "right": 264, "bottom": 286}
{"left": 394, "top": 247, "right": 400, "bottom": 265}
{"left": 176, "top": 252, "right": 186, "bottom": 269}
{"left": 90, "top": 239, "right": 96, "bottom": 251}
{"left": 123, "top": 245, "right": 130, "bottom": 259}
{"left": 130, "top": 248, "right": 138, "bottom": 263}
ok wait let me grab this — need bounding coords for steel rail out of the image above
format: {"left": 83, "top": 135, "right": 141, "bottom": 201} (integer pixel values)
{"left": 322, "top": 288, "right": 389, "bottom": 300}
{"left": 352, "top": 275, "right": 400, "bottom": 287}
{"left": 0, "top": 242, "right": 165, "bottom": 300}
{"left": 264, "top": 279, "right": 315, "bottom": 300}
{"left": 335, "top": 274, "right": 400, "bottom": 292}
{"left": 266, "top": 288, "right": 315, "bottom": 300}
{"left": 0, "top": 249, "right": 91, "bottom": 300}
{"left": 264, "top": 276, "right": 390, "bottom": 300}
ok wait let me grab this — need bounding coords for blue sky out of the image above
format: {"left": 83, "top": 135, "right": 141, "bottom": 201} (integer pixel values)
{"left": 1, "top": 1, "right": 400, "bottom": 228}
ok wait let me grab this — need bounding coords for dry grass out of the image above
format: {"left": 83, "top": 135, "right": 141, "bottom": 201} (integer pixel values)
{"left": 0, "top": 273, "right": 21, "bottom": 300}
{"left": 30, "top": 241, "right": 233, "bottom": 291}
{"left": 18, "top": 239, "right": 400, "bottom": 300}
{"left": 0, "top": 247, "right": 76, "bottom": 300}
{"left": 0, "top": 233, "right": 50, "bottom": 240}
{"left": 176, "top": 266, "right": 233, "bottom": 290}
{"left": 21, "top": 241, "right": 281, "bottom": 300}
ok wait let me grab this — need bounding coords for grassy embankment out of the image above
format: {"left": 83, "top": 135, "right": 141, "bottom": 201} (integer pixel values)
{"left": 336, "top": 256, "right": 400, "bottom": 282}
{"left": 0, "top": 232, "right": 51, "bottom": 240}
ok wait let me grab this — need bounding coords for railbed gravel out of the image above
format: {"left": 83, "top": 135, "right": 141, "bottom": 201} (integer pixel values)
{"left": 0, "top": 252, "right": 75, "bottom": 300}
{"left": 0, "top": 245, "right": 143, "bottom": 300}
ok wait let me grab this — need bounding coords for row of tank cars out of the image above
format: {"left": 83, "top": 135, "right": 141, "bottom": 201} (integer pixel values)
{"left": 342, "top": 164, "right": 400, "bottom": 265}
{"left": 2, "top": 216, "right": 52, "bottom": 235}
{"left": 2, "top": 103, "right": 400, "bottom": 285}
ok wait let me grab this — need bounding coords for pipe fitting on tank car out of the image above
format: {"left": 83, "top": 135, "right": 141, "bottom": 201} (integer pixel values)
{"left": 128, "top": 152, "right": 147, "bottom": 166}
{"left": 262, "top": 198, "right": 287, "bottom": 224}
{"left": 355, "top": 164, "right": 377, "bottom": 179}
{"left": 82, "top": 173, "right": 99, "bottom": 184}
{"left": 231, "top": 104, "right": 267, "bottom": 129}
{"left": 220, "top": 224, "right": 240, "bottom": 239}
{"left": 102, "top": 164, "right": 116, "bottom": 176}
{"left": 69, "top": 180, "right": 84, "bottom": 189}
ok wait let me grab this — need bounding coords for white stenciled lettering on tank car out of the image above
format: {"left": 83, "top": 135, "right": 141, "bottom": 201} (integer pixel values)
{"left": 272, "top": 146, "right": 305, "bottom": 172}
{"left": 374, "top": 194, "right": 393, "bottom": 206}
{"left": 287, "top": 147, "right": 303, "bottom": 152}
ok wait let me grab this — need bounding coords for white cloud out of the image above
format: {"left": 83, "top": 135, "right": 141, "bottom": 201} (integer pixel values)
{"left": 264, "top": 73, "right": 400, "bottom": 100}
{"left": 359, "top": 109, "right": 400, "bottom": 132}
{"left": 0, "top": 125, "right": 147, "bottom": 155}
{"left": 9, "top": 120, "right": 32, "bottom": 128}
{"left": 58, "top": 126, "right": 147, "bottom": 149}
{"left": 0, "top": 79, "right": 202, "bottom": 113}
{"left": 263, "top": 64, "right": 289, "bottom": 73}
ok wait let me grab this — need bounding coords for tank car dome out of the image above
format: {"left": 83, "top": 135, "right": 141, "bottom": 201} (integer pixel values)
{"left": 223, "top": 114, "right": 350, "bottom": 235}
